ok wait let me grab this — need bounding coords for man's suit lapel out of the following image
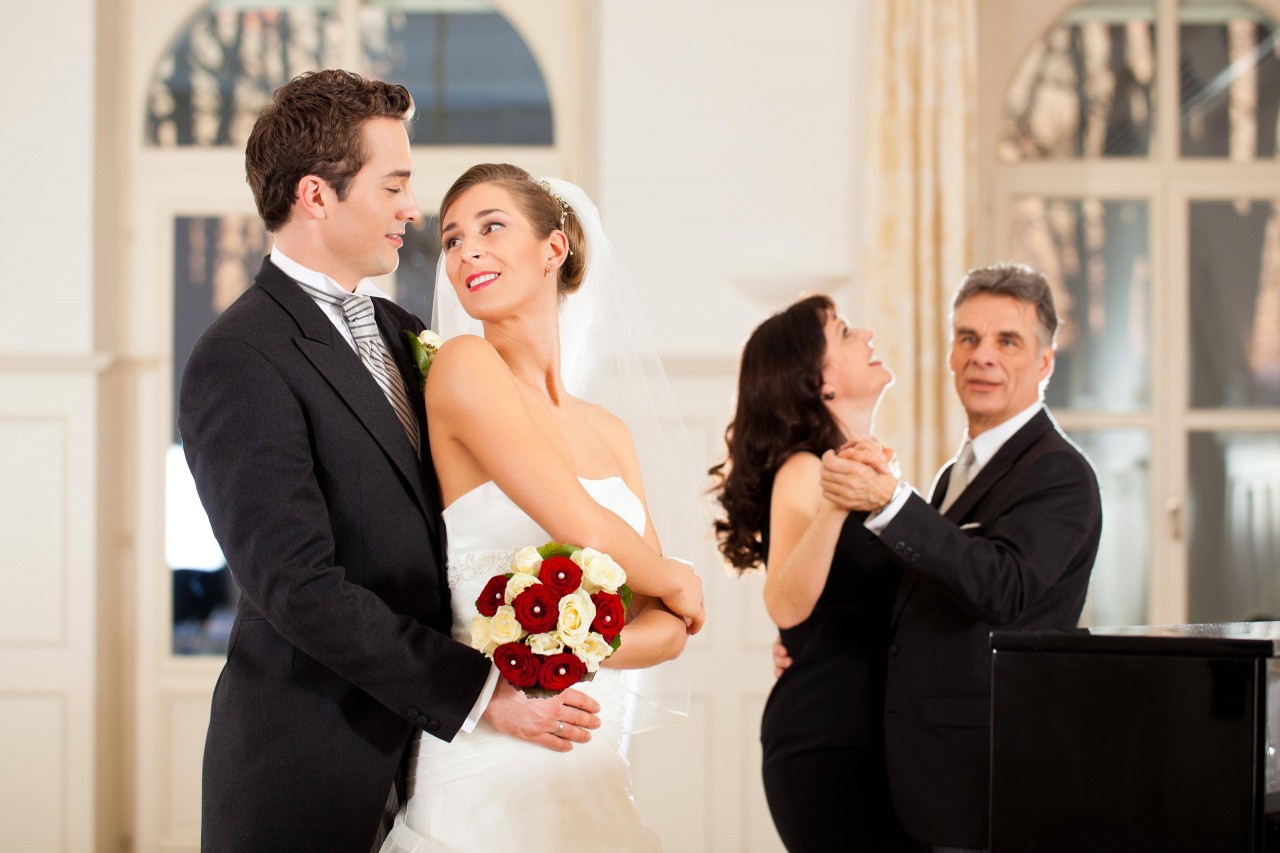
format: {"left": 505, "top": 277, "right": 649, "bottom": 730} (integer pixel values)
{"left": 889, "top": 410, "right": 1056, "bottom": 629}
{"left": 256, "top": 260, "right": 434, "bottom": 525}
{"left": 372, "top": 297, "right": 447, "bottom": 556}
{"left": 944, "top": 409, "right": 1054, "bottom": 523}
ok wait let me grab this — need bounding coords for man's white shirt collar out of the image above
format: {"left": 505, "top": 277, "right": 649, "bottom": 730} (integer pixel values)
{"left": 270, "top": 246, "right": 390, "bottom": 299}
{"left": 965, "top": 401, "right": 1044, "bottom": 473}
{"left": 271, "top": 247, "right": 391, "bottom": 350}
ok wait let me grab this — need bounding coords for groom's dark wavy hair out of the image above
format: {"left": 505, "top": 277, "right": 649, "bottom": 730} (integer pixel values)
{"left": 709, "top": 295, "right": 847, "bottom": 572}
{"left": 245, "top": 69, "right": 414, "bottom": 232}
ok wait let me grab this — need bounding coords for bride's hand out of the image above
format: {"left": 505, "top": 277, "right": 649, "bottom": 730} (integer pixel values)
{"left": 660, "top": 558, "right": 704, "bottom": 635}
{"left": 483, "top": 679, "right": 602, "bottom": 753}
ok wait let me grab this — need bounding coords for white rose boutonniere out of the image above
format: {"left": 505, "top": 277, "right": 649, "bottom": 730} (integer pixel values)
{"left": 403, "top": 328, "right": 444, "bottom": 389}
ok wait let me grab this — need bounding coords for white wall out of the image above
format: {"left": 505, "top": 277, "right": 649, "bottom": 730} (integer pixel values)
{"left": 597, "top": 0, "right": 871, "bottom": 364}
{"left": 0, "top": 2, "right": 96, "bottom": 352}
{"left": 595, "top": 4, "right": 872, "bottom": 850}
{"left": 0, "top": 1, "right": 105, "bottom": 850}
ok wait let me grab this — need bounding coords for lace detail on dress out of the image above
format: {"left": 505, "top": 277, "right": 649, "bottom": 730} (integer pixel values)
{"left": 446, "top": 548, "right": 520, "bottom": 590}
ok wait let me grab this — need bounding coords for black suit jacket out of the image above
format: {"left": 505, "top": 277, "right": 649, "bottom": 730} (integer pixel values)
{"left": 877, "top": 409, "right": 1102, "bottom": 848}
{"left": 178, "top": 258, "right": 491, "bottom": 852}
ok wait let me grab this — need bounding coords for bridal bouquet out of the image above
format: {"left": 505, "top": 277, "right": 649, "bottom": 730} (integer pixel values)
{"left": 470, "top": 542, "right": 631, "bottom": 695}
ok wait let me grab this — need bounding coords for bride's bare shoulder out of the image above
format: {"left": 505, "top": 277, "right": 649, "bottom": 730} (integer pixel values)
{"left": 426, "top": 335, "right": 515, "bottom": 408}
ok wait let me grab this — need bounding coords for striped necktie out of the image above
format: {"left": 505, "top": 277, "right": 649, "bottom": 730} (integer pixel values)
{"left": 298, "top": 282, "right": 421, "bottom": 458}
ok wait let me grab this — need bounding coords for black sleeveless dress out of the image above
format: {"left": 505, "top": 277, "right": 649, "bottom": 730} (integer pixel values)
{"left": 760, "top": 513, "right": 911, "bottom": 851}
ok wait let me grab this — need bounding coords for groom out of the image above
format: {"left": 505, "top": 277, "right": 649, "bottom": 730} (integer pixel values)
{"left": 179, "top": 70, "right": 600, "bottom": 852}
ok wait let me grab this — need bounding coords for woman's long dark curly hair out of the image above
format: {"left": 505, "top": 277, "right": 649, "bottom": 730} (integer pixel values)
{"left": 709, "top": 295, "right": 848, "bottom": 572}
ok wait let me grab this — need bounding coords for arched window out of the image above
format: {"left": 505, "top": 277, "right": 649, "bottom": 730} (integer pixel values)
{"left": 982, "top": 0, "right": 1280, "bottom": 626}
{"left": 146, "top": 0, "right": 552, "bottom": 148}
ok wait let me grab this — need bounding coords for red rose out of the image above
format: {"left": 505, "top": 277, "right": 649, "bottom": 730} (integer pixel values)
{"left": 512, "top": 584, "right": 558, "bottom": 634}
{"left": 539, "top": 556, "right": 583, "bottom": 598}
{"left": 538, "top": 652, "right": 587, "bottom": 692}
{"left": 476, "top": 574, "right": 510, "bottom": 617}
{"left": 493, "top": 642, "right": 540, "bottom": 689}
{"left": 590, "top": 591, "right": 626, "bottom": 642}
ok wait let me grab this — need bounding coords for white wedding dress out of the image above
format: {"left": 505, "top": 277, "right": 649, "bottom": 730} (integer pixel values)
{"left": 380, "top": 477, "right": 663, "bottom": 853}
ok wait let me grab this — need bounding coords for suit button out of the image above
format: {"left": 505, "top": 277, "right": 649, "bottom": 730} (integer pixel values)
{"left": 425, "top": 719, "right": 441, "bottom": 732}
{"left": 889, "top": 644, "right": 898, "bottom": 655}
{"left": 895, "top": 541, "right": 906, "bottom": 552}
{"left": 911, "top": 554, "right": 920, "bottom": 563}
{"left": 417, "top": 715, "right": 430, "bottom": 726}
{"left": 406, "top": 707, "right": 418, "bottom": 719}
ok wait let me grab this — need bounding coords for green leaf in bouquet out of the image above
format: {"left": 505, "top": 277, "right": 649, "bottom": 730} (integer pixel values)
{"left": 537, "top": 541, "right": 577, "bottom": 559}
{"left": 619, "top": 583, "right": 633, "bottom": 611}
{"left": 608, "top": 634, "right": 622, "bottom": 652}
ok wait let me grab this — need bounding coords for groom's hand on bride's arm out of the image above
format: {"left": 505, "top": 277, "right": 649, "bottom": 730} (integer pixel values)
{"left": 483, "top": 680, "right": 602, "bottom": 753}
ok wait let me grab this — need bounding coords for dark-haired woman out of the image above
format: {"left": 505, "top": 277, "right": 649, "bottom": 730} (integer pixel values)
{"left": 710, "top": 295, "right": 910, "bottom": 851}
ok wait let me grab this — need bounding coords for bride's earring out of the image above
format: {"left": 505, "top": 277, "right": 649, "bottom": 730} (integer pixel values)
{"left": 544, "top": 263, "right": 552, "bottom": 277}
{"left": 821, "top": 389, "right": 836, "bottom": 401}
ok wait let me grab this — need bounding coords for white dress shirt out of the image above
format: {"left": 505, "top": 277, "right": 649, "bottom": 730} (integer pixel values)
{"left": 866, "top": 401, "right": 1045, "bottom": 533}
{"left": 270, "top": 246, "right": 498, "bottom": 734}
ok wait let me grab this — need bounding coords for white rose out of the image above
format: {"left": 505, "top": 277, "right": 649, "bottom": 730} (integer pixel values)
{"left": 573, "top": 632, "right": 613, "bottom": 672}
{"left": 526, "top": 632, "right": 564, "bottom": 656}
{"left": 418, "top": 329, "right": 444, "bottom": 350}
{"left": 469, "top": 614, "right": 496, "bottom": 655}
{"left": 489, "top": 605, "right": 524, "bottom": 645}
{"left": 509, "top": 546, "right": 543, "bottom": 575}
{"left": 504, "top": 572, "right": 541, "bottom": 603}
{"left": 572, "top": 547, "right": 627, "bottom": 594}
{"left": 557, "top": 589, "right": 597, "bottom": 648}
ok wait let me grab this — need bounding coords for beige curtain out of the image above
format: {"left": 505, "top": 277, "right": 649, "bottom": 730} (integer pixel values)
{"left": 860, "top": 0, "right": 976, "bottom": 489}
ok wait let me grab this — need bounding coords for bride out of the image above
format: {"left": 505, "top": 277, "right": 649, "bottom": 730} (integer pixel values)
{"left": 381, "top": 164, "right": 700, "bottom": 852}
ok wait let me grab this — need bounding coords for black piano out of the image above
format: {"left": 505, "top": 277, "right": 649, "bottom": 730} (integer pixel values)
{"left": 990, "top": 621, "right": 1280, "bottom": 852}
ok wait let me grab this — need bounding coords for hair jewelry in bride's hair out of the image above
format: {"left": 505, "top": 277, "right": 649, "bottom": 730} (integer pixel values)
{"left": 536, "top": 178, "right": 573, "bottom": 230}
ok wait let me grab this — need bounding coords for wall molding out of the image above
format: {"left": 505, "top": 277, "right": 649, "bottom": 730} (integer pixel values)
{"left": 0, "top": 352, "right": 117, "bottom": 374}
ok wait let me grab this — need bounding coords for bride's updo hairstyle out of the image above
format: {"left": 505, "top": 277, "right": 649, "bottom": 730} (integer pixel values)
{"left": 438, "top": 163, "right": 588, "bottom": 296}
{"left": 709, "top": 295, "right": 847, "bottom": 572}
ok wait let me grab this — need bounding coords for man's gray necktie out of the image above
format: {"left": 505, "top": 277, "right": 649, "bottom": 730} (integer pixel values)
{"left": 939, "top": 441, "right": 975, "bottom": 514}
{"left": 298, "top": 281, "right": 420, "bottom": 457}
{"left": 342, "top": 295, "right": 421, "bottom": 458}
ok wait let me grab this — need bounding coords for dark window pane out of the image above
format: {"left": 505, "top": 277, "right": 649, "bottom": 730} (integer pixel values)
{"left": 363, "top": 2, "right": 553, "bottom": 145}
{"left": 1179, "top": 1, "right": 1280, "bottom": 158}
{"left": 1188, "top": 199, "right": 1280, "bottom": 408}
{"left": 169, "top": 215, "right": 267, "bottom": 655}
{"left": 146, "top": 1, "right": 341, "bottom": 147}
{"left": 394, "top": 213, "right": 442, "bottom": 323}
{"left": 1000, "top": 0, "right": 1156, "bottom": 161}
{"left": 1010, "top": 197, "right": 1151, "bottom": 411}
